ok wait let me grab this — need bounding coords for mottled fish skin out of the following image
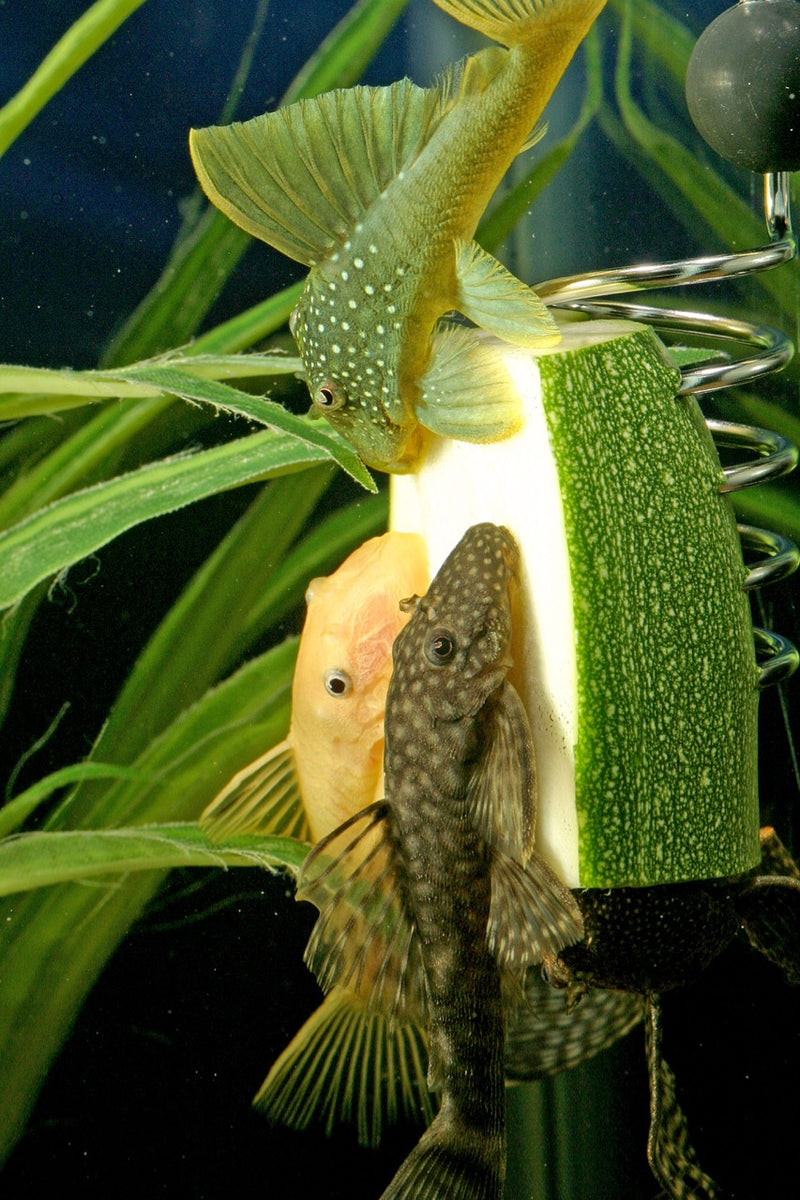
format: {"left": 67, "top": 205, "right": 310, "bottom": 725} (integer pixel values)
{"left": 296, "top": 524, "right": 582, "bottom": 1200}
{"left": 190, "top": 0, "right": 607, "bottom": 471}
{"left": 378, "top": 524, "right": 520, "bottom": 1198}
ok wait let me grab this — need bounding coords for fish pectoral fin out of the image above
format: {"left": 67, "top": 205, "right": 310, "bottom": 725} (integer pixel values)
{"left": 190, "top": 79, "right": 446, "bottom": 267}
{"left": 254, "top": 986, "right": 435, "bottom": 1146}
{"left": 454, "top": 240, "right": 561, "bottom": 349}
{"left": 467, "top": 681, "right": 536, "bottom": 860}
{"left": 299, "top": 802, "right": 428, "bottom": 1026}
{"left": 200, "top": 740, "right": 309, "bottom": 842}
{"left": 504, "top": 977, "right": 645, "bottom": 1081}
{"left": 489, "top": 849, "right": 584, "bottom": 973}
{"left": 416, "top": 323, "right": 523, "bottom": 443}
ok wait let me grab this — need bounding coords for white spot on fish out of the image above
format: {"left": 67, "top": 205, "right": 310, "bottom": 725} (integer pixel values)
{"left": 354, "top": 257, "right": 364, "bottom": 269}
{"left": 348, "top": 300, "right": 358, "bottom": 310}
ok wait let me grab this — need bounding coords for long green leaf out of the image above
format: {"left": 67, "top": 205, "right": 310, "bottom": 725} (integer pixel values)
{"left": 0, "top": 395, "right": 219, "bottom": 532}
{"left": 0, "top": 430, "right": 339, "bottom": 611}
{"left": 0, "top": 764, "right": 146, "bottom": 839}
{"left": 0, "top": 635, "right": 296, "bottom": 1164}
{"left": 189, "top": 280, "right": 305, "bottom": 355}
{"left": 0, "top": 824, "right": 306, "bottom": 895}
{"left": 0, "top": 352, "right": 303, "bottom": 420}
{"left": 0, "top": 0, "right": 148, "bottom": 159}
{"left": 608, "top": 0, "right": 696, "bottom": 91}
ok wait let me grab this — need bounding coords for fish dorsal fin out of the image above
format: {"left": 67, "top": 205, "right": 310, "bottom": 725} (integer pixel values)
{"left": 189, "top": 80, "right": 445, "bottom": 267}
{"left": 200, "top": 740, "right": 309, "bottom": 841}
{"left": 455, "top": 240, "right": 560, "bottom": 349}
{"left": 254, "top": 986, "right": 435, "bottom": 1146}
{"left": 489, "top": 848, "right": 584, "bottom": 973}
{"left": 416, "top": 322, "right": 525, "bottom": 442}
{"left": 467, "top": 680, "right": 536, "bottom": 861}
{"left": 505, "top": 977, "right": 645, "bottom": 1081}
{"left": 298, "top": 802, "right": 428, "bottom": 1025}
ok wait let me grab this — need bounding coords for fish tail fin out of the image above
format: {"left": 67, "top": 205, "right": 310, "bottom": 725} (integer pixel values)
{"left": 380, "top": 1106, "right": 504, "bottom": 1200}
{"left": 432, "top": 0, "right": 606, "bottom": 49}
{"left": 255, "top": 988, "right": 435, "bottom": 1148}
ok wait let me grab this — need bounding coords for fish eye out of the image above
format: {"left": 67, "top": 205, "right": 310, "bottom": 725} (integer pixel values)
{"left": 424, "top": 629, "right": 456, "bottom": 665}
{"left": 314, "top": 380, "right": 346, "bottom": 412}
{"left": 324, "top": 668, "right": 352, "bottom": 697}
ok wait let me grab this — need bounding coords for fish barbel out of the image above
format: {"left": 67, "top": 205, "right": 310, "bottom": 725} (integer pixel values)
{"left": 299, "top": 524, "right": 584, "bottom": 1199}
{"left": 189, "top": 0, "right": 607, "bottom": 472}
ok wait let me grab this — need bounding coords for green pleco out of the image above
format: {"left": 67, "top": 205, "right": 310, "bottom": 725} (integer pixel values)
{"left": 539, "top": 325, "right": 760, "bottom": 886}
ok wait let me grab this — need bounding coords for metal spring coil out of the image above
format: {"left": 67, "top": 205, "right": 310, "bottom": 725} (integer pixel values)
{"left": 538, "top": 171, "right": 800, "bottom": 689}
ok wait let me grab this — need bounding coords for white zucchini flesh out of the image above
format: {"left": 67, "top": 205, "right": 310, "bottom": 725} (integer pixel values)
{"left": 391, "top": 319, "right": 760, "bottom": 888}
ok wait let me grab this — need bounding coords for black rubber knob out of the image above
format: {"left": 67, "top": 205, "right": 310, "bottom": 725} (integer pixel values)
{"left": 685, "top": 0, "right": 800, "bottom": 172}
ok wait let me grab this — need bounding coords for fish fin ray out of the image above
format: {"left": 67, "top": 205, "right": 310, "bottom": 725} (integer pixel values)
{"left": 467, "top": 681, "right": 535, "bottom": 860}
{"left": 254, "top": 987, "right": 435, "bottom": 1147}
{"left": 416, "top": 323, "right": 524, "bottom": 442}
{"left": 199, "top": 740, "right": 309, "bottom": 841}
{"left": 379, "top": 1108, "right": 504, "bottom": 1200}
{"left": 190, "top": 80, "right": 446, "bottom": 267}
{"left": 518, "top": 119, "right": 548, "bottom": 154}
{"left": 489, "top": 848, "right": 584, "bottom": 972}
{"left": 455, "top": 240, "right": 560, "bottom": 348}
{"left": 505, "top": 978, "right": 645, "bottom": 1079}
{"left": 431, "top": 0, "right": 606, "bottom": 49}
{"left": 299, "top": 803, "right": 427, "bottom": 1023}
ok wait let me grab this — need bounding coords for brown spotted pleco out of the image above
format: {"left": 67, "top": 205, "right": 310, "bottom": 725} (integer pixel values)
{"left": 299, "top": 523, "right": 583, "bottom": 1200}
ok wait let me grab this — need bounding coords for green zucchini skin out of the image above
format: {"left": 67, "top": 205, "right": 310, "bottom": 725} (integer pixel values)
{"left": 540, "top": 325, "right": 760, "bottom": 886}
